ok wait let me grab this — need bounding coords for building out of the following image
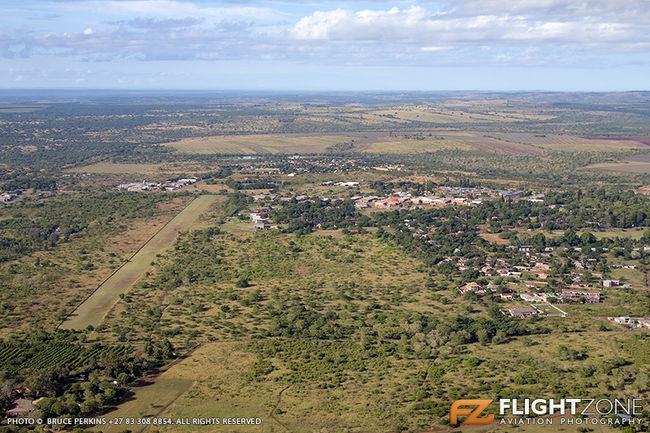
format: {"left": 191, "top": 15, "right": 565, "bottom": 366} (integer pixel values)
{"left": 459, "top": 282, "right": 485, "bottom": 294}
{"left": 0, "top": 193, "right": 18, "bottom": 203}
{"left": 560, "top": 289, "right": 602, "bottom": 303}
{"left": 520, "top": 293, "right": 544, "bottom": 303}
{"left": 602, "top": 280, "right": 620, "bottom": 288}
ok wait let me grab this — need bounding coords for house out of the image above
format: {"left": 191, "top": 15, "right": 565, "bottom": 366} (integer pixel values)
{"left": 518, "top": 246, "right": 531, "bottom": 253}
{"left": 520, "top": 293, "right": 544, "bottom": 303}
{"left": 499, "top": 293, "right": 514, "bottom": 300}
{"left": 504, "top": 307, "right": 538, "bottom": 318}
{"left": 374, "top": 196, "right": 403, "bottom": 208}
{"left": 459, "top": 282, "right": 485, "bottom": 294}
{"left": 602, "top": 280, "right": 620, "bottom": 288}
{"left": 411, "top": 196, "right": 438, "bottom": 205}
{"left": 254, "top": 220, "right": 268, "bottom": 230}
{"left": 481, "top": 266, "right": 495, "bottom": 276}
{"left": 432, "top": 198, "right": 452, "bottom": 206}
{"left": 614, "top": 316, "right": 634, "bottom": 325}
{"left": 560, "top": 289, "right": 602, "bottom": 303}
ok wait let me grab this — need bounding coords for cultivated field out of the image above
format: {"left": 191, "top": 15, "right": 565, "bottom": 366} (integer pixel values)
{"left": 165, "top": 134, "right": 356, "bottom": 154}
{"left": 490, "top": 133, "right": 647, "bottom": 152}
{"left": 162, "top": 129, "right": 646, "bottom": 156}
{"left": 59, "top": 195, "right": 219, "bottom": 330}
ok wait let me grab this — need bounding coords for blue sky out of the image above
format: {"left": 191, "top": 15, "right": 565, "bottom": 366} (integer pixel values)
{"left": 1, "top": 0, "right": 649, "bottom": 90}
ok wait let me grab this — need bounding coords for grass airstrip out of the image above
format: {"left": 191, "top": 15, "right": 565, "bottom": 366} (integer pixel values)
{"left": 60, "top": 195, "right": 219, "bottom": 330}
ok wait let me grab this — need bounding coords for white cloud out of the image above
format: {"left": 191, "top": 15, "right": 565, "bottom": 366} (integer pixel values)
{"left": 1, "top": 0, "right": 648, "bottom": 70}
{"left": 420, "top": 46, "right": 449, "bottom": 52}
{"left": 292, "top": 5, "right": 644, "bottom": 45}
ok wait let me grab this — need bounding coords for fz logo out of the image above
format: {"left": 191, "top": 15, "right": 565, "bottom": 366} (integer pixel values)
{"left": 450, "top": 399, "right": 494, "bottom": 425}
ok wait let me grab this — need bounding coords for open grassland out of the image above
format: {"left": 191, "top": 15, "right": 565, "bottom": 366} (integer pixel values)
{"left": 591, "top": 228, "right": 647, "bottom": 240}
{"left": 94, "top": 342, "right": 271, "bottom": 433}
{"left": 165, "top": 134, "right": 356, "bottom": 154}
{"left": 60, "top": 195, "right": 219, "bottom": 330}
{"left": 584, "top": 161, "right": 650, "bottom": 174}
{"left": 69, "top": 162, "right": 167, "bottom": 174}
{"left": 96, "top": 377, "right": 195, "bottom": 433}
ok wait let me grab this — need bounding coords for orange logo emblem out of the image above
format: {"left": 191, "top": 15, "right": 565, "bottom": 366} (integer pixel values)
{"left": 450, "top": 399, "right": 494, "bottom": 425}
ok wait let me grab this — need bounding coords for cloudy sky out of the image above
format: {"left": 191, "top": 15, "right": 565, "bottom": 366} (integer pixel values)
{"left": 1, "top": 0, "right": 649, "bottom": 90}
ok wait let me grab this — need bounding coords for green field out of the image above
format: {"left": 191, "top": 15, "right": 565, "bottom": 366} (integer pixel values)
{"left": 59, "top": 195, "right": 219, "bottom": 330}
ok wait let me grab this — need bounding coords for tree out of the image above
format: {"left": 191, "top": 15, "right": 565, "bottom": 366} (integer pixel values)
{"left": 580, "top": 231, "right": 596, "bottom": 245}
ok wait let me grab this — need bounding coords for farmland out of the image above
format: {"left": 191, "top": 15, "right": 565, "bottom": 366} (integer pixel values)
{"left": 0, "top": 343, "right": 132, "bottom": 371}
{"left": 164, "top": 130, "right": 648, "bottom": 156}
{"left": 167, "top": 134, "right": 357, "bottom": 154}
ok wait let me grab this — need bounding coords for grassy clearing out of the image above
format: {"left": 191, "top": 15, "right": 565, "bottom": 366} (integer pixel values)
{"left": 165, "top": 134, "right": 356, "bottom": 154}
{"left": 585, "top": 161, "right": 650, "bottom": 174}
{"left": 0, "top": 104, "right": 47, "bottom": 113}
{"left": 60, "top": 195, "right": 219, "bottom": 330}
{"left": 591, "top": 228, "right": 647, "bottom": 240}
{"left": 94, "top": 342, "right": 272, "bottom": 433}
{"left": 69, "top": 162, "right": 165, "bottom": 174}
{"left": 96, "top": 378, "right": 195, "bottom": 433}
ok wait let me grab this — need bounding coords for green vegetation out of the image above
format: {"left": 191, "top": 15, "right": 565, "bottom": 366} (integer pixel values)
{"left": 0, "top": 92, "right": 648, "bottom": 433}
